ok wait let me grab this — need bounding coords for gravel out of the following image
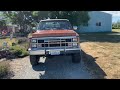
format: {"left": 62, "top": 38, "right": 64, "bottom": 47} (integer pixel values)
{"left": 10, "top": 56, "right": 93, "bottom": 79}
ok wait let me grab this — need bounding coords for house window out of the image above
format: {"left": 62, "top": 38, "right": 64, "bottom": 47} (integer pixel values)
{"left": 99, "top": 22, "right": 101, "bottom": 26}
{"left": 96, "top": 22, "right": 101, "bottom": 26}
{"left": 96, "top": 23, "right": 99, "bottom": 26}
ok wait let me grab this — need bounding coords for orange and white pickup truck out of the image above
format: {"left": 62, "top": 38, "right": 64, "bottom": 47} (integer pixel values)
{"left": 28, "top": 19, "right": 82, "bottom": 66}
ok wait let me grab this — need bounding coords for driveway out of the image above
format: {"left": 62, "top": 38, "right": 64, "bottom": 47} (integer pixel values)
{"left": 10, "top": 55, "right": 93, "bottom": 79}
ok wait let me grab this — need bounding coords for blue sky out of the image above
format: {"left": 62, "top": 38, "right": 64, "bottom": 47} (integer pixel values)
{"left": 102, "top": 11, "right": 120, "bottom": 23}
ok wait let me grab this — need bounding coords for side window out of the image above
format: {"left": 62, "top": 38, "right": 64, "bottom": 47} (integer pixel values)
{"left": 99, "top": 22, "right": 101, "bottom": 26}
{"left": 96, "top": 23, "right": 98, "bottom": 26}
{"left": 96, "top": 22, "right": 101, "bottom": 26}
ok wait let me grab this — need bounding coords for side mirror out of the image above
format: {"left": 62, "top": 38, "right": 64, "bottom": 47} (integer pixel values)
{"left": 32, "top": 27, "right": 36, "bottom": 30}
{"left": 73, "top": 26, "right": 78, "bottom": 30}
{"left": 32, "top": 27, "right": 37, "bottom": 33}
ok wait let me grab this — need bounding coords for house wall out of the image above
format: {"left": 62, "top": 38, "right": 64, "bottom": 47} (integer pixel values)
{"left": 77, "top": 11, "right": 112, "bottom": 33}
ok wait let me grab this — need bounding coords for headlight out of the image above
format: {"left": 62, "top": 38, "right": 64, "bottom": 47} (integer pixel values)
{"left": 73, "top": 43, "right": 77, "bottom": 46}
{"left": 31, "top": 44, "right": 37, "bottom": 48}
{"left": 32, "top": 39, "right": 37, "bottom": 43}
{"left": 38, "top": 44, "right": 41, "bottom": 47}
{"left": 73, "top": 38, "right": 77, "bottom": 42}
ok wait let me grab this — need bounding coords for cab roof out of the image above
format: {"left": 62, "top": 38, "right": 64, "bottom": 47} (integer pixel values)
{"left": 40, "top": 19, "right": 69, "bottom": 22}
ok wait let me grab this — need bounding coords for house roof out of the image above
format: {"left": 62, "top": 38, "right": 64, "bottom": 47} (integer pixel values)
{"left": 90, "top": 11, "right": 112, "bottom": 16}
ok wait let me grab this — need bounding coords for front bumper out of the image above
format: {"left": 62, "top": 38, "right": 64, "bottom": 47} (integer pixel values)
{"left": 28, "top": 48, "right": 81, "bottom": 56}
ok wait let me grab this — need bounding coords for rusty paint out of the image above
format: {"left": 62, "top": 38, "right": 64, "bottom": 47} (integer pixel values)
{"left": 32, "top": 30, "right": 79, "bottom": 38}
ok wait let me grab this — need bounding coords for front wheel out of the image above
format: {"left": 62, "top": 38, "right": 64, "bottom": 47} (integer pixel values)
{"left": 72, "top": 52, "right": 82, "bottom": 63}
{"left": 30, "top": 55, "right": 40, "bottom": 66}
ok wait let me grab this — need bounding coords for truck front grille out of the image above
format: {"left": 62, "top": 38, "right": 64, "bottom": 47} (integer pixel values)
{"left": 38, "top": 40, "right": 44, "bottom": 43}
{"left": 38, "top": 38, "right": 71, "bottom": 48}
{"left": 30, "top": 37, "right": 79, "bottom": 48}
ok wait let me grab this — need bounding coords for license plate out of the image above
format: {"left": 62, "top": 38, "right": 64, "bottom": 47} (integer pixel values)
{"left": 50, "top": 50, "right": 60, "bottom": 55}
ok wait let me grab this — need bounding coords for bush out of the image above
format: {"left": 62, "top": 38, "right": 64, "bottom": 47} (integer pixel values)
{"left": 10, "top": 45, "right": 29, "bottom": 58}
{"left": 12, "top": 42, "right": 16, "bottom": 46}
{"left": 0, "top": 36, "right": 7, "bottom": 39}
{"left": 21, "top": 43, "right": 29, "bottom": 51}
{"left": 0, "top": 61, "right": 10, "bottom": 78}
{"left": 18, "top": 38, "right": 28, "bottom": 44}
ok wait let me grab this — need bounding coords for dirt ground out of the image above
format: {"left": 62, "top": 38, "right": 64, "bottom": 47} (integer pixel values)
{"left": 9, "top": 56, "right": 93, "bottom": 79}
{"left": 6, "top": 32, "right": 120, "bottom": 79}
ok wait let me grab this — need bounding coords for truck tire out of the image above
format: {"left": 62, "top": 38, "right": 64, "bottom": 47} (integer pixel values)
{"left": 72, "top": 52, "right": 82, "bottom": 63}
{"left": 30, "top": 55, "right": 39, "bottom": 66}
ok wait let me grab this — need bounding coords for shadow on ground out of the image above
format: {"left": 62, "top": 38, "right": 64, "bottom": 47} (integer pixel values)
{"left": 32, "top": 50, "right": 107, "bottom": 79}
{"left": 81, "top": 50, "right": 107, "bottom": 79}
{"left": 32, "top": 55, "right": 85, "bottom": 79}
{"left": 79, "top": 32, "right": 120, "bottom": 43}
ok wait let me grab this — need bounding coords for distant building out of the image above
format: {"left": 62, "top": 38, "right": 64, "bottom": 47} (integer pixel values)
{"left": 77, "top": 11, "right": 112, "bottom": 33}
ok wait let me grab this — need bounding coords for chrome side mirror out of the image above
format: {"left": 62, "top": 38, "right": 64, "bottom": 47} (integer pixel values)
{"left": 32, "top": 27, "right": 36, "bottom": 30}
{"left": 73, "top": 26, "right": 78, "bottom": 30}
{"left": 32, "top": 27, "right": 37, "bottom": 33}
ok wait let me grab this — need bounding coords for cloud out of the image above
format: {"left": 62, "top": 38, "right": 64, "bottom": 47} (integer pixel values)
{"left": 102, "top": 11, "right": 120, "bottom": 17}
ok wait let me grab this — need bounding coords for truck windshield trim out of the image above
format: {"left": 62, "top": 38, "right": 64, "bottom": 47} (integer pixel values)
{"left": 37, "top": 21, "right": 73, "bottom": 30}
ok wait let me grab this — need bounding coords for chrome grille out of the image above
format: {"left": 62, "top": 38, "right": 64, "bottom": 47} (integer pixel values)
{"left": 37, "top": 38, "right": 72, "bottom": 48}
{"left": 31, "top": 36, "right": 79, "bottom": 48}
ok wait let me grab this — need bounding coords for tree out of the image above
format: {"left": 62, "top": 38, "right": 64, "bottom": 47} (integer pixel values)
{"left": 48, "top": 11, "right": 90, "bottom": 26}
{"left": 0, "top": 19, "right": 7, "bottom": 34}
{"left": 0, "top": 20, "right": 6, "bottom": 28}
{"left": 2, "top": 11, "right": 90, "bottom": 32}
{"left": 3, "top": 11, "right": 32, "bottom": 30}
{"left": 32, "top": 11, "right": 49, "bottom": 26}
{"left": 112, "top": 21, "right": 120, "bottom": 29}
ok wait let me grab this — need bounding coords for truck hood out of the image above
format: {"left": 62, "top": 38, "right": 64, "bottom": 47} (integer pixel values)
{"left": 32, "top": 30, "right": 79, "bottom": 38}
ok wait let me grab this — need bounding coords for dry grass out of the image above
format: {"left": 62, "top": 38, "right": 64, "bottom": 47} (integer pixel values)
{"left": 80, "top": 33, "right": 120, "bottom": 79}
{"left": 112, "top": 29, "right": 120, "bottom": 33}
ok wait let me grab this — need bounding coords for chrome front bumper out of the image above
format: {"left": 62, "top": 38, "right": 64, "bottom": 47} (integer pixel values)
{"left": 28, "top": 48, "right": 81, "bottom": 55}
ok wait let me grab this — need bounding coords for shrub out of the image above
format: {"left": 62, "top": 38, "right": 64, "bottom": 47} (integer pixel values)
{"left": 21, "top": 43, "right": 29, "bottom": 51}
{"left": 0, "top": 36, "right": 7, "bottom": 39}
{"left": 0, "top": 50, "right": 9, "bottom": 59}
{"left": 12, "top": 42, "right": 16, "bottom": 46}
{"left": 0, "top": 46, "right": 2, "bottom": 50}
{"left": 10, "top": 45, "right": 29, "bottom": 58}
{"left": 0, "top": 61, "right": 10, "bottom": 78}
{"left": 18, "top": 38, "right": 28, "bottom": 44}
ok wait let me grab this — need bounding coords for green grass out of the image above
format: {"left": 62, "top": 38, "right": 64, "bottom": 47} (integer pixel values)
{"left": 0, "top": 37, "right": 29, "bottom": 58}
{"left": 10, "top": 45, "right": 29, "bottom": 58}
{"left": 0, "top": 38, "right": 17, "bottom": 49}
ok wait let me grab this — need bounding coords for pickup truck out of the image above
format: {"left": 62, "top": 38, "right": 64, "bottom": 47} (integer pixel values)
{"left": 28, "top": 19, "right": 82, "bottom": 66}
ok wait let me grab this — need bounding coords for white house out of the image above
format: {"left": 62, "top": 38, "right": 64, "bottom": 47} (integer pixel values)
{"left": 77, "top": 11, "right": 112, "bottom": 33}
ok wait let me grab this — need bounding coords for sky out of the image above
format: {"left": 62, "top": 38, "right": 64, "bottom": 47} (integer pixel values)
{"left": 102, "top": 11, "right": 120, "bottom": 23}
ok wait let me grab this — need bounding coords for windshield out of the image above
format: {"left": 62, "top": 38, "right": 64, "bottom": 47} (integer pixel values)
{"left": 37, "top": 21, "right": 73, "bottom": 30}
